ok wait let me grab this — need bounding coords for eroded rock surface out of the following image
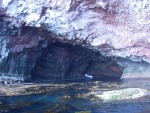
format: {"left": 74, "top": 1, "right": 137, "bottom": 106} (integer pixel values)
{"left": 1, "top": 0, "right": 150, "bottom": 62}
{"left": 0, "top": 19, "right": 123, "bottom": 82}
{"left": 32, "top": 42, "right": 122, "bottom": 80}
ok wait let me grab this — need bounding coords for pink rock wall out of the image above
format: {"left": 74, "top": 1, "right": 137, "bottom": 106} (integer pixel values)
{"left": 2, "top": 0, "right": 149, "bottom": 62}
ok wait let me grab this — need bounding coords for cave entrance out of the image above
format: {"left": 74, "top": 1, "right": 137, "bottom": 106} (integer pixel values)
{"left": 31, "top": 41, "right": 123, "bottom": 82}
{"left": 0, "top": 23, "right": 123, "bottom": 83}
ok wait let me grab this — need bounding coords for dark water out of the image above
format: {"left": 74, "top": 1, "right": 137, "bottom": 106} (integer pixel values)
{"left": 1, "top": 79, "right": 150, "bottom": 113}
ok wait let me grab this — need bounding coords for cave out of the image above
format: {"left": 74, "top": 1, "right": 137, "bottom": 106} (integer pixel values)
{"left": 31, "top": 41, "right": 123, "bottom": 82}
{"left": 0, "top": 21, "right": 123, "bottom": 83}
{"left": 1, "top": 1, "right": 150, "bottom": 112}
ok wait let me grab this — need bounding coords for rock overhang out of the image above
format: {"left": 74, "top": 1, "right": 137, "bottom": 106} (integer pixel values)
{"left": 0, "top": 0, "right": 150, "bottom": 82}
{"left": 1, "top": 0, "right": 150, "bottom": 63}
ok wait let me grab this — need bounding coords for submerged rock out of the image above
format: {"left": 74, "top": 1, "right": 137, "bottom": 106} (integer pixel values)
{"left": 93, "top": 88, "right": 150, "bottom": 101}
{"left": 75, "top": 111, "right": 91, "bottom": 113}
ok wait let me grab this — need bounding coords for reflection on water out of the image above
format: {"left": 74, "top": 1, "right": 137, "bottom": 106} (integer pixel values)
{"left": 1, "top": 79, "right": 150, "bottom": 113}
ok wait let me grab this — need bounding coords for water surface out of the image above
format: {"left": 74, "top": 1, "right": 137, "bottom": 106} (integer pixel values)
{"left": 1, "top": 79, "right": 150, "bottom": 113}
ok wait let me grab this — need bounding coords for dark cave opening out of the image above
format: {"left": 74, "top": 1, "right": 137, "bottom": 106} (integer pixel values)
{"left": 0, "top": 23, "right": 123, "bottom": 83}
{"left": 31, "top": 41, "right": 123, "bottom": 82}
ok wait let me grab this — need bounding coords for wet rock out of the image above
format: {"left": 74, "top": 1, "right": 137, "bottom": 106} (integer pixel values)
{"left": 31, "top": 42, "right": 123, "bottom": 80}
{"left": 86, "top": 59, "right": 123, "bottom": 78}
{"left": 3, "top": 80, "right": 7, "bottom": 85}
{"left": 0, "top": 82, "right": 74, "bottom": 96}
{"left": 0, "top": 77, "right": 24, "bottom": 85}
{"left": 93, "top": 88, "right": 150, "bottom": 102}
{"left": 75, "top": 111, "right": 91, "bottom": 113}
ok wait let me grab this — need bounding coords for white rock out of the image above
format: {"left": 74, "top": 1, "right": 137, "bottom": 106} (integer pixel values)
{"left": 94, "top": 88, "right": 150, "bottom": 101}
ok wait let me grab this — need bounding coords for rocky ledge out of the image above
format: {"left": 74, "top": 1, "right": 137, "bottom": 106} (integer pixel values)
{"left": 0, "top": 0, "right": 150, "bottom": 82}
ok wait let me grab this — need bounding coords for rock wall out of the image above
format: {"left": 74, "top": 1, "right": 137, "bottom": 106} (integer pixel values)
{"left": 1, "top": 0, "right": 150, "bottom": 62}
{"left": 118, "top": 59, "right": 150, "bottom": 79}
{"left": 32, "top": 41, "right": 123, "bottom": 81}
{"left": 0, "top": 0, "right": 150, "bottom": 82}
{"left": 0, "top": 19, "right": 123, "bottom": 82}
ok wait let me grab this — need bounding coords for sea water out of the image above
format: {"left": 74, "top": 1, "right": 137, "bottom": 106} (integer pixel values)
{"left": 1, "top": 79, "right": 150, "bottom": 113}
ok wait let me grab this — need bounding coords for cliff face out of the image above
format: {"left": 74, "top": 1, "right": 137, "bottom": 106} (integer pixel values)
{"left": 2, "top": 0, "right": 150, "bottom": 62}
{"left": 0, "top": 20, "right": 123, "bottom": 82}
{"left": 0, "top": 0, "right": 150, "bottom": 82}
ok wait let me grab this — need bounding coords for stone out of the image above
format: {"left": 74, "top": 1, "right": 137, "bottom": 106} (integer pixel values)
{"left": 86, "top": 59, "right": 123, "bottom": 79}
{"left": 75, "top": 111, "right": 91, "bottom": 113}
{"left": 31, "top": 42, "right": 123, "bottom": 80}
{"left": 0, "top": 21, "right": 123, "bottom": 82}
{"left": 4, "top": 80, "right": 7, "bottom": 85}
{"left": 1, "top": 0, "right": 150, "bottom": 63}
{"left": 93, "top": 88, "right": 150, "bottom": 101}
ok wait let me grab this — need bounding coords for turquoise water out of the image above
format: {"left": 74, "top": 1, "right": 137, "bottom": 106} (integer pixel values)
{"left": 1, "top": 79, "right": 150, "bottom": 113}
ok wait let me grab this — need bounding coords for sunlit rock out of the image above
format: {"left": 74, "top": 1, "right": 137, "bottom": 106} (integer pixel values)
{"left": 1, "top": 0, "right": 150, "bottom": 63}
{"left": 94, "top": 88, "right": 150, "bottom": 101}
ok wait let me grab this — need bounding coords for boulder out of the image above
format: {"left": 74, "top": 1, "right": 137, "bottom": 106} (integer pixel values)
{"left": 93, "top": 88, "right": 150, "bottom": 101}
